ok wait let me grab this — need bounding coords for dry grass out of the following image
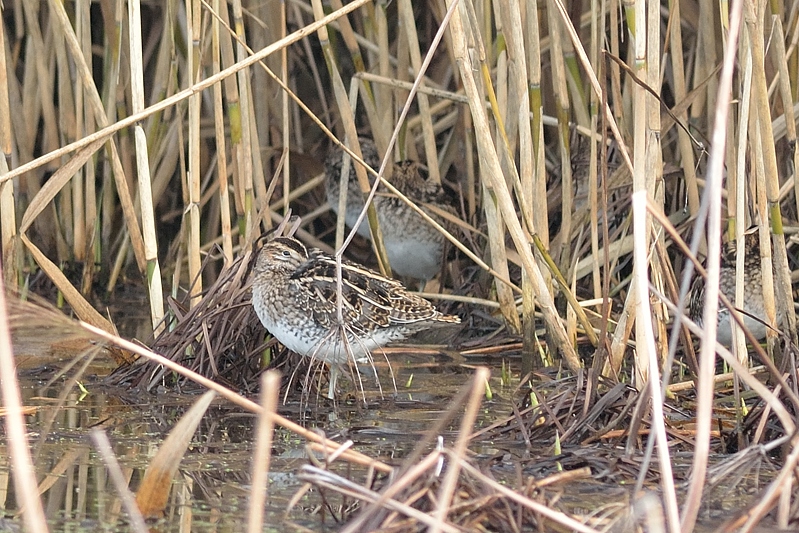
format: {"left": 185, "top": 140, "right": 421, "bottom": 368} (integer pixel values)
{"left": 4, "top": 0, "right": 799, "bottom": 531}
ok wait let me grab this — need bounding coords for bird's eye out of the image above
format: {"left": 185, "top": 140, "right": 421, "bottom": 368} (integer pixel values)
{"left": 282, "top": 250, "right": 291, "bottom": 257}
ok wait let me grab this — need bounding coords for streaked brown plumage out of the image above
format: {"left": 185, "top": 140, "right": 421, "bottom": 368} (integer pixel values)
{"left": 688, "top": 231, "right": 768, "bottom": 345}
{"left": 251, "top": 236, "right": 460, "bottom": 395}
{"left": 325, "top": 138, "right": 456, "bottom": 281}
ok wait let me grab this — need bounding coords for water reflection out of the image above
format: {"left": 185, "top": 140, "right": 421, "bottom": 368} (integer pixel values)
{"left": 2, "top": 339, "right": 500, "bottom": 532}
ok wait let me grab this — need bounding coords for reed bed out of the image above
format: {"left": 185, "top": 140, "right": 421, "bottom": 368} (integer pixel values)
{"left": 2, "top": 0, "right": 799, "bottom": 531}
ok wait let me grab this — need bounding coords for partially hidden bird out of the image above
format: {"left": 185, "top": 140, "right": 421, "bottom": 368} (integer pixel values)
{"left": 325, "top": 138, "right": 456, "bottom": 281}
{"left": 688, "top": 230, "right": 770, "bottom": 346}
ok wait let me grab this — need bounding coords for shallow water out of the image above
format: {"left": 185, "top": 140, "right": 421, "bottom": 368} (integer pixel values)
{"left": 4, "top": 322, "right": 525, "bottom": 531}
{"left": 3, "top": 323, "right": 778, "bottom": 532}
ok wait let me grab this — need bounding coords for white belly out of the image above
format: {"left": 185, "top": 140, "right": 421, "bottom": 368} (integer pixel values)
{"left": 715, "top": 311, "right": 768, "bottom": 346}
{"left": 341, "top": 208, "right": 442, "bottom": 280}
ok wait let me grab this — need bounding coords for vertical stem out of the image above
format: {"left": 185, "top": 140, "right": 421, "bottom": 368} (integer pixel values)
{"left": 681, "top": 0, "right": 744, "bottom": 530}
{"left": 231, "top": 0, "right": 256, "bottom": 242}
{"left": 212, "top": 0, "right": 233, "bottom": 264}
{"left": 281, "top": 0, "right": 290, "bottom": 216}
{"left": 0, "top": 7, "right": 15, "bottom": 288}
{"left": 128, "top": 0, "right": 165, "bottom": 329}
{"left": 397, "top": 0, "right": 440, "bottom": 181}
{"left": 0, "top": 262, "right": 49, "bottom": 531}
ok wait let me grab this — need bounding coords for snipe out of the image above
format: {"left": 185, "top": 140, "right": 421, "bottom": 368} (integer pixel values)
{"left": 251, "top": 236, "right": 461, "bottom": 398}
{"left": 325, "top": 138, "right": 456, "bottom": 281}
{"left": 688, "top": 231, "right": 768, "bottom": 345}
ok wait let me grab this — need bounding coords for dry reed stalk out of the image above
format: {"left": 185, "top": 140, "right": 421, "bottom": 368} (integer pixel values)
{"left": 772, "top": 17, "right": 799, "bottom": 223}
{"left": 246, "top": 76, "right": 269, "bottom": 234}
{"left": 0, "top": 168, "right": 14, "bottom": 288}
{"left": 214, "top": 3, "right": 245, "bottom": 225}
{"left": 0, "top": 265, "right": 49, "bottom": 531}
{"left": 429, "top": 367, "right": 490, "bottom": 533}
{"left": 247, "top": 371, "right": 280, "bottom": 533}
{"left": 765, "top": 16, "right": 799, "bottom": 348}
{"left": 746, "top": 2, "right": 785, "bottom": 360}
{"left": 460, "top": 0, "right": 521, "bottom": 334}
{"left": 630, "top": 192, "right": 679, "bottom": 533}
{"left": 211, "top": 0, "right": 234, "bottom": 264}
{"left": 397, "top": 0, "right": 440, "bottom": 183}
{"left": 186, "top": 0, "right": 203, "bottom": 308}
{"left": 373, "top": 2, "right": 392, "bottom": 138}
{"left": 629, "top": 0, "right": 648, "bottom": 388}
{"left": 524, "top": 0, "right": 549, "bottom": 374}
{"left": 0, "top": 14, "right": 14, "bottom": 287}
{"left": 732, "top": 31, "right": 753, "bottom": 363}
{"left": 501, "top": 0, "right": 540, "bottom": 373}
{"left": 46, "top": 0, "right": 149, "bottom": 274}
{"left": 280, "top": 0, "right": 290, "bottom": 219}
{"left": 128, "top": 0, "right": 165, "bottom": 330}
{"left": 51, "top": 7, "right": 82, "bottom": 268}
{"left": 331, "top": 81, "right": 359, "bottom": 250}
{"left": 76, "top": 0, "right": 97, "bottom": 295}
{"left": 448, "top": 0, "right": 579, "bottom": 370}
{"left": 645, "top": 0, "right": 668, "bottom": 382}
{"left": 311, "top": 0, "right": 392, "bottom": 277}
{"left": 546, "top": 0, "right": 574, "bottom": 268}
{"left": 230, "top": 0, "right": 258, "bottom": 243}
{"left": 586, "top": 0, "right": 602, "bottom": 303}
{"left": 680, "top": 0, "right": 744, "bottom": 529}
